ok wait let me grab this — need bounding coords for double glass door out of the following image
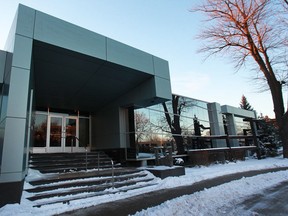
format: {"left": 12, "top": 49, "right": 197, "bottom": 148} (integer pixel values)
{"left": 48, "top": 115, "right": 79, "bottom": 152}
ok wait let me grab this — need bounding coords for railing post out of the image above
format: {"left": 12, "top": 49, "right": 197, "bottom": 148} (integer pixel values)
{"left": 98, "top": 152, "right": 100, "bottom": 171}
{"left": 111, "top": 160, "right": 115, "bottom": 189}
{"left": 85, "top": 146, "right": 88, "bottom": 171}
{"left": 71, "top": 138, "right": 73, "bottom": 152}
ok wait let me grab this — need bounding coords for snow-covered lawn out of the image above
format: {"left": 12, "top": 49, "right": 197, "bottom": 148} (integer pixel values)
{"left": 1, "top": 157, "right": 288, "bottom": 216}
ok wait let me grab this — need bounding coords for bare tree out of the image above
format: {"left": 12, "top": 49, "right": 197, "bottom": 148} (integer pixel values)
{"left": 134, "top": 112, "right": 150, "bottom": 144}
{"left": 193, "top": 0, "right": 288, "bottom": 158}
{"left": 162, "top": 95, "right": 188, "bottom": 154}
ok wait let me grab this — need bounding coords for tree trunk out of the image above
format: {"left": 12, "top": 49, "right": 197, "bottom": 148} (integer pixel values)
{"left": 278, "top": 113, "right": 288, "bottom": 158}
{"left": 269, "top": 80, "right": 288, "bottom": 158}
{"left": 173, "top": 135, "right": 185, "bottom": 155}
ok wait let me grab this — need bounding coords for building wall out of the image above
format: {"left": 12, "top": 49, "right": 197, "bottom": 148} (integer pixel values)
{"left": 0, "top": 5, "right": 34, "bottom": 206}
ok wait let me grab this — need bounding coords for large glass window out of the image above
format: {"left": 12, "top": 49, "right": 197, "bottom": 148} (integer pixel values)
{"left": 235, "top": 116, "right": 251, "bottom": 135}
{"left": 133, "top": 95, "right": 211, "bottom": 153}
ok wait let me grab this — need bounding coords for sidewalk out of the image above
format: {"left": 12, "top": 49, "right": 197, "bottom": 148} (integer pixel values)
{"left": 58, "top": 166, "right": 288, "bottom": 216}
{"left": 241, "top": 179, "right": 288, "bottom": 215}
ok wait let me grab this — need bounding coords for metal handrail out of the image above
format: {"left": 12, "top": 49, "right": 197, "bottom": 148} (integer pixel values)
{"left": 67, "top": 136, "right": 89, "bottom": 171}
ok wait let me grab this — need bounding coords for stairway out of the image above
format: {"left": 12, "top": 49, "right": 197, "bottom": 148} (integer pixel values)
{"left": 29, "top": 152, "right": 117, "bottom": 173}
{"left": 26, "top": 152, "right": 158, "bottom": 207}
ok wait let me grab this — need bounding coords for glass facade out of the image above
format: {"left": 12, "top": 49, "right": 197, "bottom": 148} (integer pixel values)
{"left": 133, "top": 95, "right": 211, "bottom": 153}
{"left": 234, "top": 116, "right": 252, "bottom": 146}
{"left": 234, "top": 116, "right": 251, "bottom": 135}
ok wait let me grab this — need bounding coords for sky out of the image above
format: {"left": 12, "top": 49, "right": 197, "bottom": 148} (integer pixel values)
{"left": 0, "top": 0, "right": 281, "bottom": 117}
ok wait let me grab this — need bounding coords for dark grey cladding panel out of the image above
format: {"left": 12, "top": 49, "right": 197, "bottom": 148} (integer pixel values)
{"left": 0, "top": 50, "right": 7, "bottom": 82}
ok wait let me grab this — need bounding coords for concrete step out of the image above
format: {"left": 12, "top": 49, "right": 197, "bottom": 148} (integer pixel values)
{"left": 27, "top": 174, "right": 153, "bottom": 201}
{"left": 32, "top": 182, "right": 158, "bottom": 208}
{"left": 28, "top": 168, "right": 139, "bottom": 186}
{"left": 26, "top": 153, "right": 158, "bottom": 208}
{"left": 29, "top": 152, "right": 115, "bottom": 173}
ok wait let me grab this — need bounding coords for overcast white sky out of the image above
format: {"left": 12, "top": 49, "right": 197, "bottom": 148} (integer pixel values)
{"left": 0, "top": 0, "right": 280, "bottom": 117}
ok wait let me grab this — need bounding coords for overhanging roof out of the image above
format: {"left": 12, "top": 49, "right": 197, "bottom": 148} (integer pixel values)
{"left": 33, "top": 41, "right": 153, "bottom": 113}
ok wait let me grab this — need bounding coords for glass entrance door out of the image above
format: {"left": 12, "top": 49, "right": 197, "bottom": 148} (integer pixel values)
{"left": 33, "top": 112, "right": 90, "bottom": 153}
{"left": 47, "top": 115, "right": 79, "bottom": 152}
{"left": 48, "top": 116, "right": 63, "bottom": 152}
{"left": 64, "top": 116, "right": 78, "bottom": 152}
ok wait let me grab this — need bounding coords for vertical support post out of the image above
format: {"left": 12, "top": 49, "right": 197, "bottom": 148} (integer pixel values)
{"left": 250, "top": 120, "right": 261, "bottom": 159}
{"left": 226, "top": 135, "right": 233, "bottom": 161}
{"left": 167, "top": 147, "right": 173, "bottom": 167}
{"left": 85, "top": 146, "right": 88, "bottom": 171}
{"left": 97, "top": 152, "right": 100, "bottom": 171}
{"left": 154, "top": 147, "right": 160, "bottom": 166}
{"left": 111, "top": 160, "right": 115, "bottom": 189}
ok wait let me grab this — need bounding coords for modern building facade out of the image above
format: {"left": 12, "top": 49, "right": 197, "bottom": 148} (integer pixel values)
{"left": 0, "top": 4, "right": 172, "bottom": 205}
{"left": 0, "top": 5, "right": 256, "bottom": 206}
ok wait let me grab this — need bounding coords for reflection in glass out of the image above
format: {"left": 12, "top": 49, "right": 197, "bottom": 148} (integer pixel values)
{"left": 133, "top": 95, "right": 211, "bottom": 154}
{"left": 33, "top": 114, "right": 47, "bottom": 147}
{"left": 65, "top": 118, "right": 76, "bottom": 147}
{"left": 50, "top": 117, "right": 62, "bottom": 147}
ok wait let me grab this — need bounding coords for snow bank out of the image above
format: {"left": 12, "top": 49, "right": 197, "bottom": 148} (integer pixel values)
{"left": 133, "top": 170, "right": 288, "bottom": 216}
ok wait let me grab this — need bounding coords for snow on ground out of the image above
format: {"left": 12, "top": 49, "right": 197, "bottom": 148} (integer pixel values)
{"left": 0, "top": 157, "right": 288, "bottom": 216}
{"left": 133, "top": 170, "right": 288, "bottom": 216}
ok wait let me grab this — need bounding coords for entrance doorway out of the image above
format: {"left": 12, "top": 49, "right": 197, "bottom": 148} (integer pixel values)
{"left": 32, "top": 112, "right": 90, "bottom": 153}
{"left": 48, "top": 115, "right": 79, "bottom": 152}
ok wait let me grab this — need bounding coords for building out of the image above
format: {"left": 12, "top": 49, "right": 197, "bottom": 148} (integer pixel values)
{"left": 0, "top": 5, "right": 256, "bottom": 206}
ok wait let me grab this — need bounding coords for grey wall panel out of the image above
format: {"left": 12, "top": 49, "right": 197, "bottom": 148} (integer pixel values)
{"left": 6, "top": 68, "right": 30, "bottom": 118}
{"left": 154, "top": 76, "right": 172, "bottom": 100}
{"left": 15, "top": 4, "right": 35, "bottom": 38}
{"left": 0, "top": 120, "right": 5, "bottom": 173}
{"left": 107, "top": 38, "right": 154, "bottom": 75}
{"left": 4, "top": 9, "right": 17, "bottom": 52}
{"left": 92, "top": 106, "right": 121, "bottom": 149}
{"left": 1, "top": 117, "right": 26, "bottom": 180}
{"left": 221, "top": 105, "right": 256, "bottom": 118}
{"left": 153, "top": 56, "right": 170, "bottom": 79}
{"left": 12, "top": 35, "right": 32, "bottom": 70}
{"left": 117, "top": 77, "right": 155, "bottom": 106}
{"left": 0, "top": 83, "right": 9, "bottom": 123}
{"left": 207, "top": 102, "right": 226, "bottom": 148}
{"left": 34, "top": 11, "right": 106, "bottom": 60}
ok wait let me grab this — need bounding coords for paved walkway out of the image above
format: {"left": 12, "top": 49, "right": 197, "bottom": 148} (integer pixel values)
{"left": 241, "top": 180, "right": 288, "bottom": 215}
{"left": 59, "top": 167, "right": 288, "bottom": 216}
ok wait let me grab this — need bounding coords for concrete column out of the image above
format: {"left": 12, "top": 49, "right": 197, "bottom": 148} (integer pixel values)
{"left": 207, "top": 103, "right": 226, "bottom": 148}
{"left": 225, "top": 114, "right": 239, "bottom": 147}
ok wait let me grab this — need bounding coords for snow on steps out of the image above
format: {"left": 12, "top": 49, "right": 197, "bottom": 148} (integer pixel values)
{"left": 25, "top": 168, "right": 157, "bottom": 207}
{"left": 29, "top": 152, "right": 120, "bottom": 173}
